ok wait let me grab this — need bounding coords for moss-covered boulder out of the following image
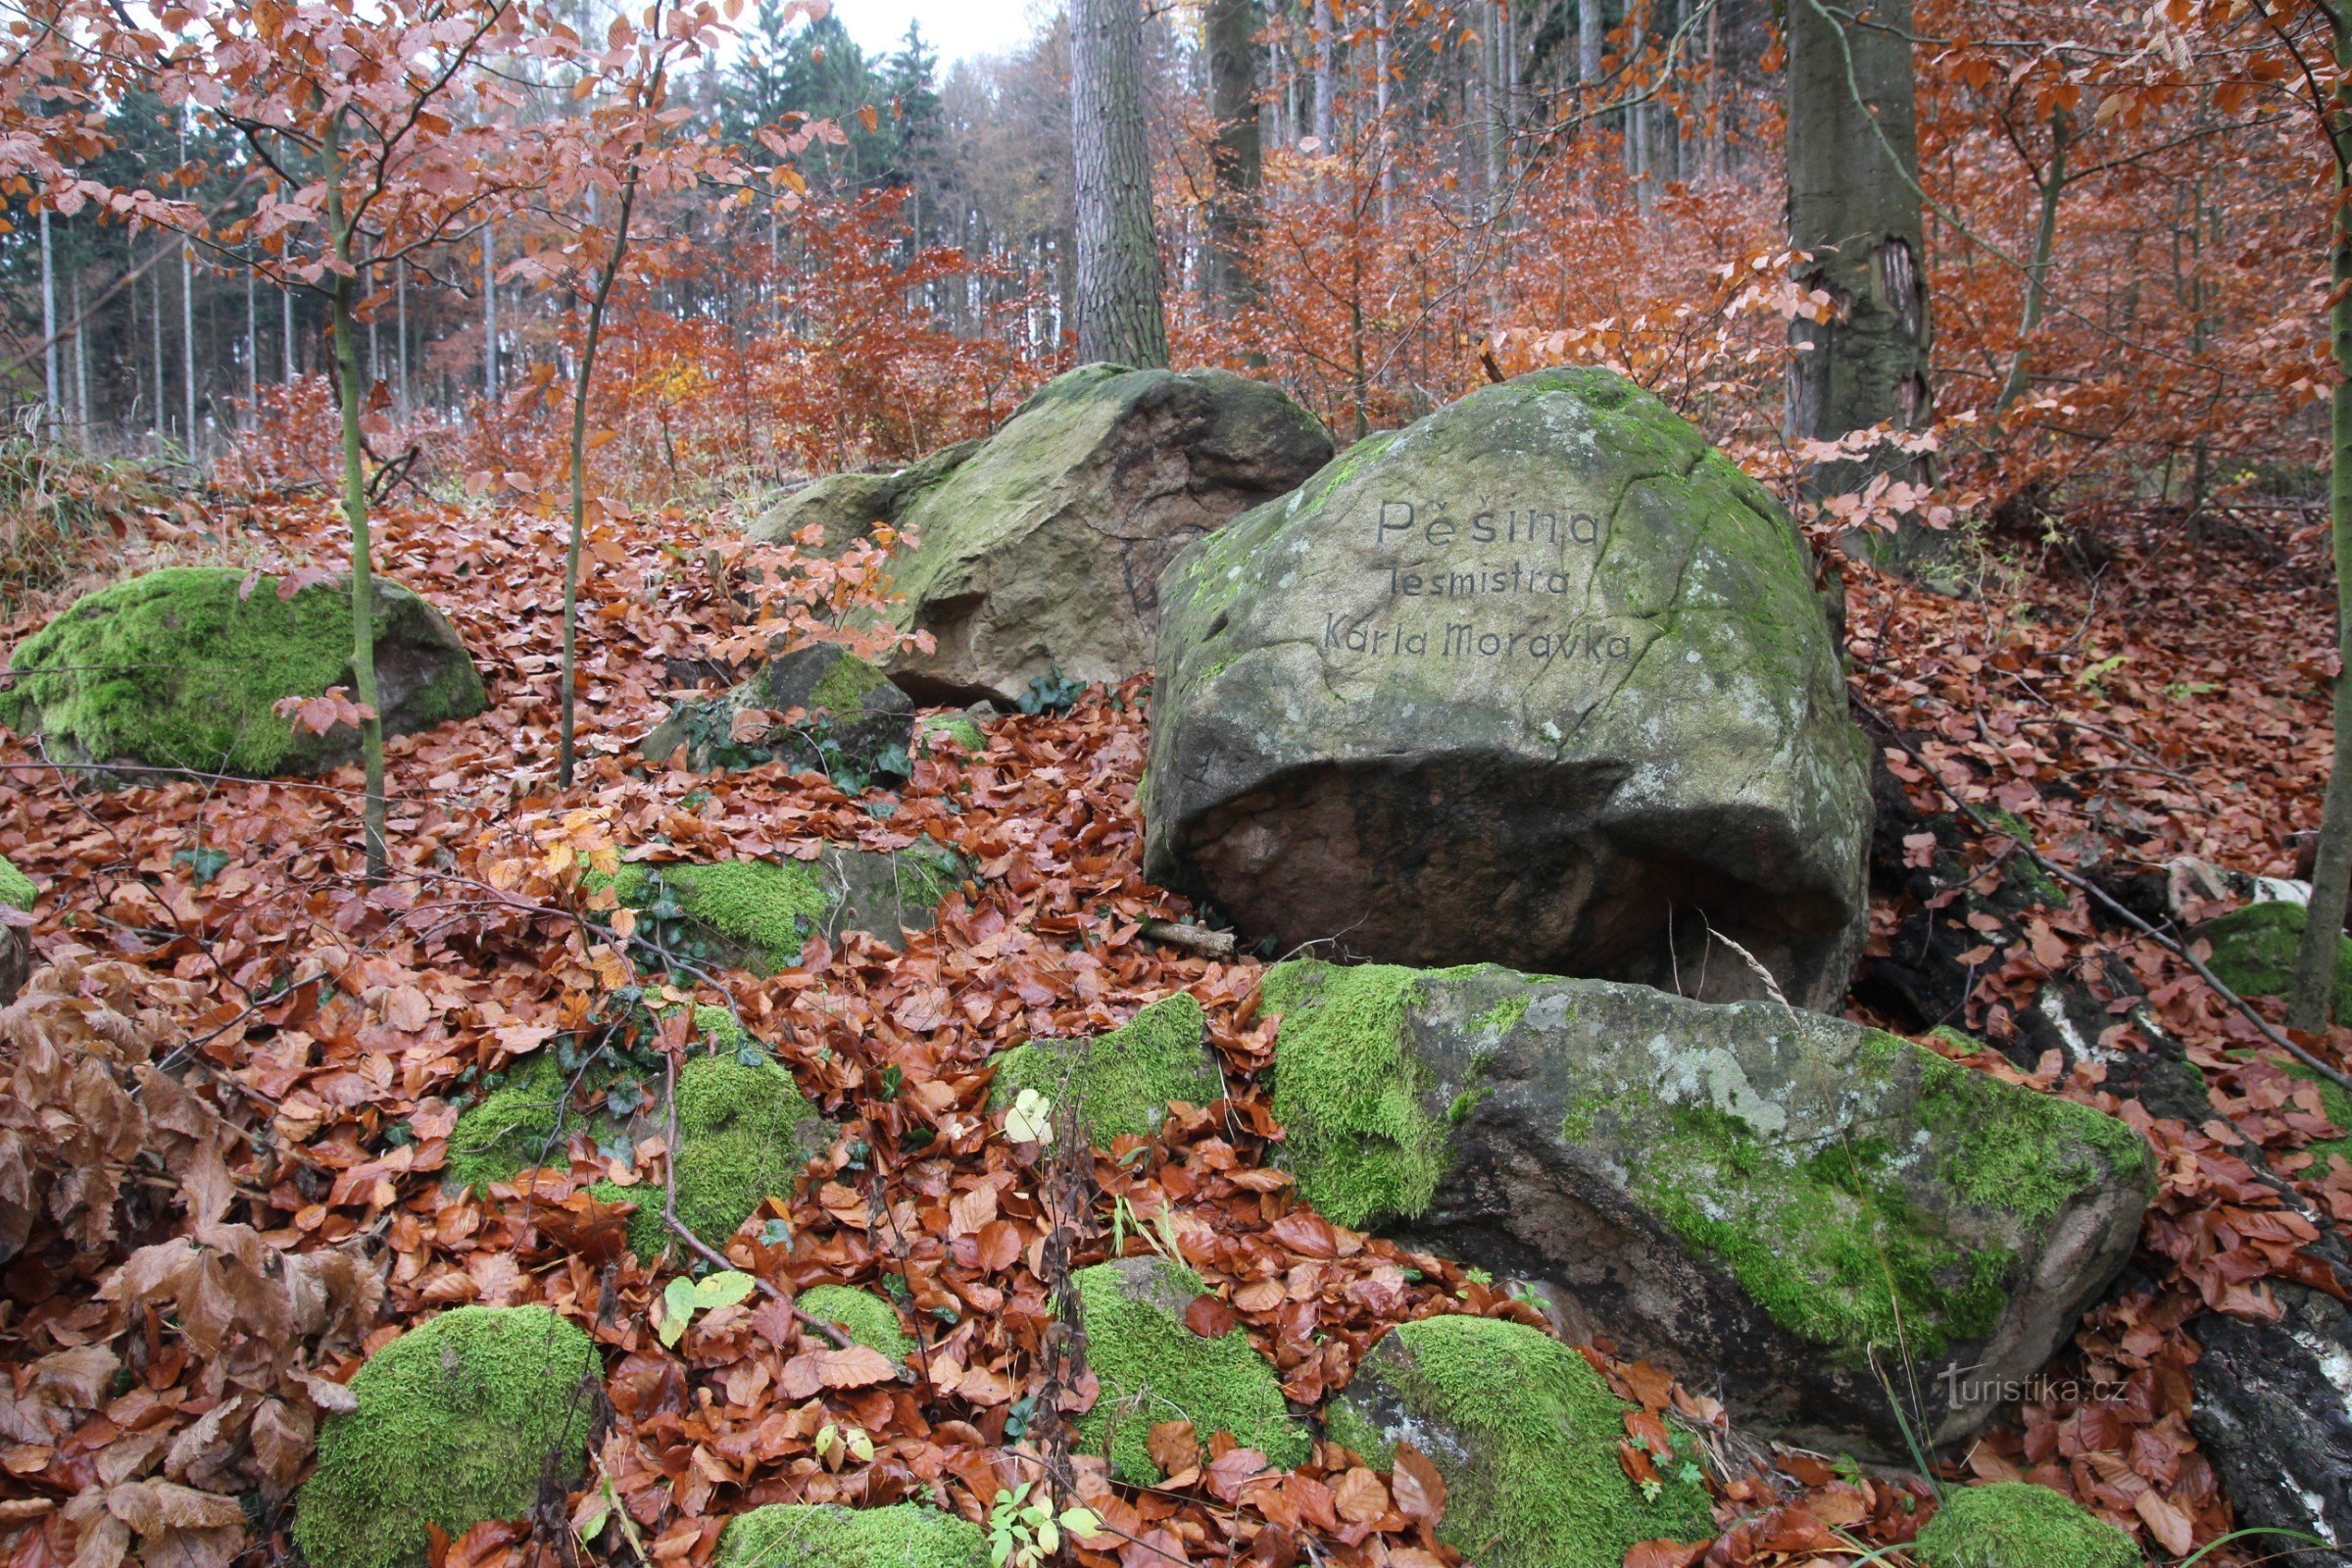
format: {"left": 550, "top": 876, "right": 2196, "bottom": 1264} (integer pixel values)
{"left": 0, "top": 565, "right": 486, "bottom": 777}
{"left": 1261, "top": 958, "right": 2152, "bottom": 1455}
{"left": 1326, "top": 1314, "right": 1713, "bottom": 1568}
{"left": 642, "top": 643, "right": 912, "bottom": 783}
{"left": 596, "top": 840, "right": 972, "bottom": 973}
{"left": 1073, "top": 1255, "right": 1308, "bottom": 1482}
{"left": 0, "top": 853, "right": 30, "bottom": 1008}
{"left": 842, "top": 365, "right": 1331, "bottom": 704}
{"left": 795, "top": 1285, "right": 914, "bottom": 1365}
{"left": 913, "top": 710, "right": 987, "bottom": 755}
{"left": 292, "top": 1305, "right": 601, "bottom": 1568}
{"left": 1909, "top": 1482, "right": 2137, "bottom": 1568}
{"left": 749, "top": 439, "right": 985, "bottom": 554}
{"left": 2201, "top": 900, "right": 2352, "bottom": 1020}
{"left": 989, "top": 992, "right": 1220, "bottom": 1146}
{"left": 590, "top": 1055, "right": 830, "bottom": 1261}
{"left": 1144, "top": 367, "right": 1872, "bottom": 1009}
{"left": 716, "top": 1502, "right": 987, "bottom": 1568}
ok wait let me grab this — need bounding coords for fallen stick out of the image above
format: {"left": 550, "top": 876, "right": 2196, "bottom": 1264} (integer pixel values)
{"left": 1139, "top": 918, "right": 1236, "bottom": 957}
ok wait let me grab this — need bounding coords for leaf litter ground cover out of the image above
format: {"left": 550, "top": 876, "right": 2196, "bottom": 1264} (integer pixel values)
{"left": 0, "top": 489, "right": 2345, "bottom": 1568}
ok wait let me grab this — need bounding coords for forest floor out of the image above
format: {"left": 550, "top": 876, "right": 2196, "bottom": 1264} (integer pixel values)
{"left": 1, "top": 482, "right": 2347, "bottom": 1568}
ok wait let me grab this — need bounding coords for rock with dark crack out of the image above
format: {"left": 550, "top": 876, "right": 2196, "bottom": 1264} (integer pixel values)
{"left": 0, "top": 854, "right": 30, "bottom": 1008}
{"left": 863, "top": 364, "right": 1333, "bottom": 705}
{"left": 2188, "top": 1280, "right": 2352, "bottom": 1564}
{"left": 642, "top": 643, "right": 912, "bottom": 782}
{"left": 1261, "top": 957, "right": 2154, "bottom": 1456}
{"left": 1144, "top": 366, "right": 1871, "bottom": 1008}
{"left": 747, "top": 439, "right": 984, "bottom": 554}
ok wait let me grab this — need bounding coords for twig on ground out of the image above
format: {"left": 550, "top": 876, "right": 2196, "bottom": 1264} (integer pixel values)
{"left": 1138, "top": 918, "right": 1236, "bottom": 958}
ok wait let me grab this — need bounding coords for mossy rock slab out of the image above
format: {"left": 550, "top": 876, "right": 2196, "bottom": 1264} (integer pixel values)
{"left": 452, "top": 1048, "right": 831, "bottom": 1263}
{"left": 748, "top": 439, "right": 984, "bottom": 554}
{"left": 795, "top": 1285, "right": 914, "bottom": 1365}
{"left": 913, "top": 710, "right": 988, "bottom": 755}
{"left": 1909, "top": 1482, "right": 2137, "bottom": 1568}
{"left": 1073, "top": 1255, "right": 1309, "bottom": 1482}
{"left": 989, "top": 992, "right": 1220, "bottom": 1146}
{"left": 1261, "top": 958, "right": 2153, "bottom": 1455}
{"left": 1325, "top": 1314, "right": 1713, "bottom": 1568}
{"left": 1144, "top": 367, "right": 1872, "bottom": 1010}
{"left": 2200, "top": 900, "right": 2352, "bottom": 1021}
{"left": 870, "top": 364, "right": 1333, "bottom": 704}
{"left": 643, "top": 643, "right": 913, "bottom": 783}
{"left": 292, "top": 1305, "right": 601, "bottom": 1568}
{"left": 716, "top": 1502, "right": 987, "bottom": 1568}
{"left": 600, "top": 839, "right": 972, "bottom": 973}
{"left": 0, "top": 565, "right": 486, "bottom": 778}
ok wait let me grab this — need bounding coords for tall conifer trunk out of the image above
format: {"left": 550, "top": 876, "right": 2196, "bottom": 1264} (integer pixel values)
{"left": 1070, "top": 0, "right": 1168, "bottom": 367}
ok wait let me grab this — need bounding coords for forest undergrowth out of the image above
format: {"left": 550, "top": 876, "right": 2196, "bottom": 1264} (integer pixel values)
{"left": 0, "top": 479, "right": 2346, "bottom": 1568}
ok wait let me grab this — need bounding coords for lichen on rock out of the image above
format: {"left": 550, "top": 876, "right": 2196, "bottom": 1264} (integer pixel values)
{"left": 795, "top": 1285, "right": 914, "bottom": 1365}
{"left": 715, "top": 1501, "right": 987, "bottom": 1568}
{"left": 1324, "top": 1313, "right": 1713, "bottom": 1568}
{"left": 989, "top": 992, "right": 1220, "bottom": 1146}
{"left": 0, "top": 565, "right": 485, "bottom": 777}
{"left": 1258, "top": 957, "right": 2152, "bottom": 1454}
{"left": 1908, "top": 1482, "right": 2138, "bottom": 1568}
{"left": 292, "top": 1304, "right": 601, "bottom": 1568}
{"left": 1072, "top": 1255, "right": 1308, "bottom": 1482}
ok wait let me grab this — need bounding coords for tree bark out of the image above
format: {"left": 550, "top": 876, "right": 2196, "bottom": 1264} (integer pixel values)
{"left": 1204, "top": 0, "right": 1263, "bottom": 318}
{"left": 1578, "top": 0, "right": 1602, "bottom": 87}
{"left": 1312, "top": 0, "right": 1336, "bottom": 148}
{"left": 1994, "top": 109, "right": 2067, "bottom": 416}
{"left": 1069, "top": 0, "right": 1168, "bottom": 367}
{"left": 324, "top": 112, "right": 390, "bottom": 881}
{"left": 1784, "top": 0, "right": 1933, "bottom": 509}
{"left": 38, "top": 208, "right": 58, "bottom": 442}
{"left": 2289, "top": 11, "right": 2352, "bottom": 1031}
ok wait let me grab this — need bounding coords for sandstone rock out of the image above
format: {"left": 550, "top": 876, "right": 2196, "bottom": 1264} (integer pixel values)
{"left": 293, "top": 1305, "right": 600, "bottom": 1568}
{"left": 642, "top": 643, "right": 912, "bottom": 783}
{"left": 1261, "top": 958, "right": 2153, "bottom": 1455}
{"left": 748, "top": 439, "right": 984, "bottom": 554}
{"left": 1146, "top": 367, "right": 1871, "bottom": 1008}
{"left": 1072, "top": 1255, "right": 1308, "bottom": 1482}
{"left": 2189, "top": 1281, "right": 2352, "bottom": 1564}
{"left": 1324, "top": 1314, "right": 1713, "bottom": 1568}
{"left": 591, "top": 841, "right": 972, "bottom": 974}
{"left": 874, "top": 364, "right": 1333, "bottom": 704}
{"left": 0, "top": 566, "right": 487, "bottom": 778}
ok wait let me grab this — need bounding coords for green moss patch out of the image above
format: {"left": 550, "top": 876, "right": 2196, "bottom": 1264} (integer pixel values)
{"left": 1260, "top": 961, "right": 1459, "bottom": 1230}
{"left": 446, "top": 1053, "right": 576, "bottom": 1192}
{"left": 592, "top": 1054, "right": 826, "bottom": 1261}
{"left": 0, "top": 565, "right": 483, "bottom": 776}
{"left": 0, "top": 855, "right": 33, "bottom": 912}
{"left": 914, "top": 712, "right": 987, "bottom": 753}
{"left": 596, "top": 843, "right": 970, "bottom": 975}
{"left": 1910, "top": 1482, "right": 2137, "bottom": 1568}
{"left": 2203, "top": 901, "right": 2352, "bottom": 1021}
{"left": 989, "top": 992, "right": 1220, "bottom": 1145}
{"left": 716, "top": 1502, "right": 986, "bottom": 1568}
{"left": 1073, "top": 1256, "right": 1308, "bottom": 1482}
{"left": 1326, "top": 1314, "right": 1712, "bottom": 1568}
{"left": 292, "top": 1305, "right": 601, "bottom": 1568}
{"left": 796, "top": 1285, "right": 914, "bottom": 1365}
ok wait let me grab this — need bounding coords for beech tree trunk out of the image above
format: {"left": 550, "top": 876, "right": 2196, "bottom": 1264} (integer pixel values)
{"left": 1578, "top": 0, "right": 1602, "bottom": 87}
{"left": 2289, "top": 11, "right": 2352, "bottom": 1030}
{"left": 1784, "top": 0, "right": 1933, "bottom": 510}
{"left": 1204, "top": 0, "right": 1263, "bottom": 317}
{"left": 1069, "top": 0, "right": 1168, "bottom": 367}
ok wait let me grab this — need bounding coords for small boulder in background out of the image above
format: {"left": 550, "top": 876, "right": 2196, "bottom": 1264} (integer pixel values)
{"left": 0, "top": 855, "right": 32, "bottom": 1007}
{"left": 642, "top": 643, "right": 911, "bottom": 784}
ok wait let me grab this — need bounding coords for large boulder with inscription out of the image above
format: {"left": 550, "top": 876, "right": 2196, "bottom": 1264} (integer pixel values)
{"left": 866, "top": 364, "right": 1333, "bottom": 704}
{"left": 1261, "top": 958, "right": 2154, "bottom": 1456}
{"left": 1146, "top": 367, "right": 1870, "bottom": 1007}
